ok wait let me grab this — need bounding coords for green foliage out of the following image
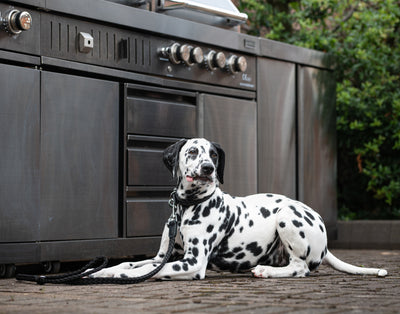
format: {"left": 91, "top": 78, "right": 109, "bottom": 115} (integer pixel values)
{"left": 238, "top": 0, "right": 400, "bottom": 219}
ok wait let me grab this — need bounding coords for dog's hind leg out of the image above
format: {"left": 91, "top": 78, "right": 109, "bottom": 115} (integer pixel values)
{"left": 252, "top": 205, "right": 326, "bottom": 278}
{"left": 252, "top": 257, "right": 309, "bottom": 278}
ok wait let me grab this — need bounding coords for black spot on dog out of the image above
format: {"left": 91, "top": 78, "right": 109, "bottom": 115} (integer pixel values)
{"left": 273, "top": 207, "right": 279, "bottom": 214}
{"left": 276, "top": 199, "right": 282, "bottom": 203}
{"left": 174, "top": 243, "right": 183, "bottom": 251}
{"left": 194, "top": 274, "right": 201, "bottom": 280}
{"left": 306, "top": 245, "right": 311, "bottom": 257}
{"left": 299, "top": 231, "right": 305, "bottom": 238}
{"left": 239, "top": 226, "right": 244, "bottom": 233}
{"left": 246, "top": 242, "right": 263, "bottom": 256}
{"left": 207, "top": 225, "right": 214, "bottom": 233}
{"left": 260, "top": 207, "right": 271, "bottom": 218}
{"left": 236, "top": 252, "right": 246, "bottom": 260}
{"left": 292, "top": 271, "right": 297, "bottom": 277}
{"left": 120, "top": 273, "right": 128, "bottom": 278}
{"left": 173, "top": 264, "right": 181, "bottom": 271}
{"left": 319, "top": 225, "right": 324, "bottom": 233}
{"left": 292, "top": 220, "right": 303, "bottom": 228}
{"left": 238, "top": 261, "right": 252, "bottom": 271}
{"left": 203, "top": 239, "right": 207, "bottom": 246}
{"left": 308, "top": 261, "right": 321, "bottom": 271}
{"left": 192, "top": 247, "right": 199, "bottom": 257}
{"left": 241, "top": 201, "right": 247, "bottom": 209}
{"left": 279, "top": 222, "right": 286, "bottom": 228}
{"left": 202, "top": 206, "right": 211, "bottom": 217}
{"left": 304, "top": 211, "right": 315, "bottom": 220}
{"left": 208, "top": 233, "right": 217, "bottom": 248}
{"left": 233, "top": 247, "right": 243, "bottom": 253}
{"left": 304, "top": 216, "right": 313, "bottom": 226}
{"left": 192, "top": 238, "right": 199, "bottom": 245}
{"left": 289, "top": 205, "right": 302, "bottom": 218}
{"left": 182, "top": 263, "right": 189, "bottom": 271}
{"left": 249, "top": 220, "right": 254, "bottom": 227}
{"left": 266, "top": 194, "right": 274, "bottom": 197}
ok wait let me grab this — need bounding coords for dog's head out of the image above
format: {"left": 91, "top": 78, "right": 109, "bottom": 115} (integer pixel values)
{"left": 163, "top": 138, "right": 225, "bottom": 186}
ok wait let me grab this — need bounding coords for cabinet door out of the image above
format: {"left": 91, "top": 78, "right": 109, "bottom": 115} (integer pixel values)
{"left": 257, "top": 58, "right": 296, "bottom": 199}
{"left": 40, "top": 72, "right": 119, "bottom": 240}
{"left": 0, "top": 64, "right": 40, "bottom": 242}
{"left": 298, "top": 66, "right": 337, "bottom": 234}
{"left": 199, "top": 94, "right": 257, "bottom": 196}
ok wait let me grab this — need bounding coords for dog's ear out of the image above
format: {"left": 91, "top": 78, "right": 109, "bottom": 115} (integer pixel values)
{"left": 163, "top": 139, "right": 187, "bottom": 177}
{"left": 212, "top": 142, "right": 225, "bottom": 184}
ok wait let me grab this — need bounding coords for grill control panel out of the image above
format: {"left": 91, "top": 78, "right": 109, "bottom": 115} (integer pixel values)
{"left": 39, "top": 13, "right": 256, "bottom": 91}
{"left": 159, "top": 42, "right": 248, "bottom": 74}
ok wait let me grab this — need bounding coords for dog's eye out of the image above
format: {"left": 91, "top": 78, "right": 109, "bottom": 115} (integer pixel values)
{"left": 188, "top": 148, "right": 198, "bottom": 156}
{"left": 210, "top": 151, "right": 218, "bottom": 159}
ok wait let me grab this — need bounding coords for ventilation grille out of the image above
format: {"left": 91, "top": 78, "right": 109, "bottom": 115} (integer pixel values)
{"left": 41, "top": 14, "right": 152, "bottom": 70}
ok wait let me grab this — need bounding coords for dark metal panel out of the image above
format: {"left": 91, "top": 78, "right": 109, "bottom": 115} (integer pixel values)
{"left": 0, "top": 3, "right": 40, "bottom": 55}
{"left": 257, "top": 58, "right": 296, "bottom": 199}
{"left": 41, "top": 57, "right": 256, "bottom": 99}
{"left": 0, "top": 64, "right": 40, "bottom": 243}
{"left": 127, "top": 148, "right": 174, "bottom": 186}
{"left": 40, "top": 71, "right": 119, "bottom": 241}
{"left": 0, "top": 50, "right": 40, "bottom": 65}
{"left": 126, "top": 97, "right": 196, "bottom": 138}
{"left": 259, "top": 38, "right": 334, "bottom": 70}
{"left": 40, "top": 237, "right": 162, "bottom": 261}
{"left": 126, "top": 199, "right": 170, "bottom": 237}
{"left": 297, "top": 66, "right": 337, "bottom": 237}
{"left": 0, "top": 243, "right": 40, "bottom": 264}
{"left": 200, "top": 94, "right": 257, "bottom": 196}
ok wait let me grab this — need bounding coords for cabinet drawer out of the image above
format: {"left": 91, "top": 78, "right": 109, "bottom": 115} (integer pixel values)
{"left": 127, "top": 148, "right": 175, "bottom": 186}
{"left": 126, "top": 98, "right": 196, "bottom": 137}
{"left": 126, "top": 200, "right": 170, "bottom": 237}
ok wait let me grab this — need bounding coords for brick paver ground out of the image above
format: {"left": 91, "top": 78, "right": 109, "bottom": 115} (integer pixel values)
{"left": 0, "top": 250, "right": 399, "bottom": 313}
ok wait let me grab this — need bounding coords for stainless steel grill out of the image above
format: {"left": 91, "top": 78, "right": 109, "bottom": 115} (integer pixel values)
{"left": 0, "top": 0, "right": 336, "bottom": 277}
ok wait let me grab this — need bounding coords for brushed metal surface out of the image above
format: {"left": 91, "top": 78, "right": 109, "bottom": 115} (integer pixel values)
{"left": 126, "top": 97, "right": 196, "bottom": 138}
{"left": 40, "top": 71, "right": 119, "bottom": 241}
{"left": 126, "top": 199, "right": 171, "bottom": 237}
{"left": 0, "top": 64, "right": 40, "bottom": 243}
{"left": 257, "top": 58, "right": 296, "bottom": 198}
{"left": 297, "top": 66, "right": 337, "bottom": 233}
{"left": 200, "top": 94, "right": 257, "bottom": 196}
{"left": 127, "top": 148, "right": 175, "bottom": 186}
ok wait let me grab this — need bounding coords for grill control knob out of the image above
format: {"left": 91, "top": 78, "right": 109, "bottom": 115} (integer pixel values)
{"left": 226, "top": 55, "right": 248, "bottom": 73}
{"left": 160, "top": 43, "right": 191, "bottom": 65}
{"left": 1, "top": 9, "right": 32, "bottom": 35}
{"left": 204, "top": 50, "right": 226, "bottom": 71}
{"left": 185, "top": 46, "right": 203, "bottom": 66}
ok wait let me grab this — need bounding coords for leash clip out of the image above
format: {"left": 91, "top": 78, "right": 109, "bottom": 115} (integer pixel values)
{"left": 168, "top": 188, "right": 178, "bottom": 221}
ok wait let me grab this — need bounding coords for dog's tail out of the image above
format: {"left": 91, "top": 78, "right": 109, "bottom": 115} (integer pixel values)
{"left": 323, "top": 250, "right": 387, "bottom": 277}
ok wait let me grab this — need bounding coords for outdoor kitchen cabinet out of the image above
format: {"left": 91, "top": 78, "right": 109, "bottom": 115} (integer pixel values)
{"left": 257, "top": 45, "right": 337, "bottom": 239}
{"left": 0, "top": 63, "right": 120, "bottom": 268}
{"left": 0, "top": 64, "right": 41, "bottom": 244}
{"left": 39, "top": 71, "right": 119, "bottom": 241}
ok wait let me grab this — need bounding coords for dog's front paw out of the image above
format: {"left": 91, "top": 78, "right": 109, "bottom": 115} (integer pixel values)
{"left": 89, "top": 268, "right": 120, "bottom": 278}
{"left": 251, "top": 265, "right": 270, "bottom": 278}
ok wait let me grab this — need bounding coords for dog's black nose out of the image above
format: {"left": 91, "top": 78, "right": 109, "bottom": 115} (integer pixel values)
{"left": 201, "top": 163, "right": 215, "bottom": 175}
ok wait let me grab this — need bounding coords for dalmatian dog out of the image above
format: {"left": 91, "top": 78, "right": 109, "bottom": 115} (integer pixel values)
{"left": 91, "top": 138, "right": 387, "bottom": 280}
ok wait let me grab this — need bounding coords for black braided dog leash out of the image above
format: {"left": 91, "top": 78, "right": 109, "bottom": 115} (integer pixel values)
{"left": 16, "top": 192, "right": 178, "bottom": 285}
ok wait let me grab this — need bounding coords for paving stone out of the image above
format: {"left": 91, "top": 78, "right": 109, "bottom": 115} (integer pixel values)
{"left": 0, "top": 250, "right": 399, "bottom": 313}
